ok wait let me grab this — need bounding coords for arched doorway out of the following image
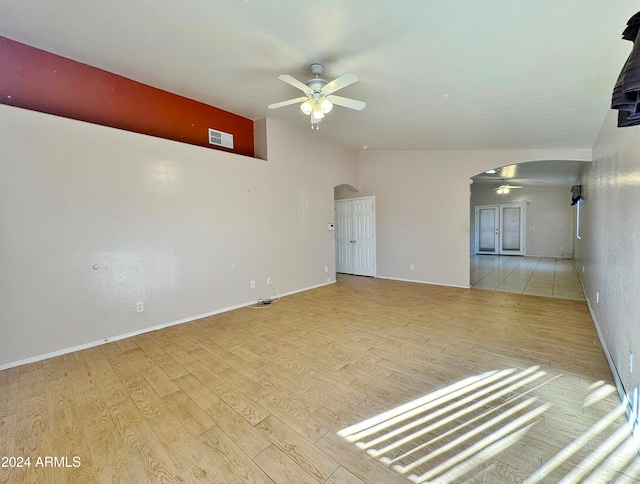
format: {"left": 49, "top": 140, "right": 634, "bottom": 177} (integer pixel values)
{"left": 469, "top": 160, "right": 586, "bottom": 300}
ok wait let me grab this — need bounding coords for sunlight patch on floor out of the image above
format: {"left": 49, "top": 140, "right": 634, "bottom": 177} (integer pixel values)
{"left": 338, "top": 368, "right": 640, "bottom": 483}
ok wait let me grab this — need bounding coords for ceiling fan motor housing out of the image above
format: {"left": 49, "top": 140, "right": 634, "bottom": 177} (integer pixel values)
{"left": 307, "top": 79, "right": 328, "bottom": 99}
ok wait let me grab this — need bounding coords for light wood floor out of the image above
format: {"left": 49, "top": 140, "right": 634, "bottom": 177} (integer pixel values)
{"left": 1, "top": 275, "right": 637, "bottom": 483}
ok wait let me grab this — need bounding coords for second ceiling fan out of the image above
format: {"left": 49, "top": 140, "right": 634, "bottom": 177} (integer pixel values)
{"left": 494, "top": 180, "right": 523, "bottom": 194}
{"left": 268, "top": 63, "right": 366, "bottom": 128}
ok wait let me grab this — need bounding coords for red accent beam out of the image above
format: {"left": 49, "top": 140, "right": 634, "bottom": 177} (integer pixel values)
{"left": 0, "top": 36, "right": 254, "bottom": 157}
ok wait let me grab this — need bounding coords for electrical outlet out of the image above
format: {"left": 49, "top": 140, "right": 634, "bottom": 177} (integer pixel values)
{"left": 596, "top": 291, "right": 599, "bottom": 303}
{"left": 325, "top": 266, "right": 329, "bottom": 273}
{"left": 136, "top": 302, "right": 144, "bottom": 312}
{"left": 250, "top": 280, "right": 255, "bottom": 289}
{"left": 629, "top": 352, "right": 634, "bottom": 373}
{"left": 410, "top": 264, "right": 415, "bottom": 270}
{"left": 267, "top": 277, "right": 271, "bottom": 285}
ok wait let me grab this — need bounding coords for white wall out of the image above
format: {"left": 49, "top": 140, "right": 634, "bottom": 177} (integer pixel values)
{"left": 358, "top": 149, "right": 590, "bottom": 288}
{"left": 470, "top": 183, "right": 575, "bottom": 257}
{"left": 0, "top": 105, "right": 358, "bottom": 368}
{"left": 576, "top": 109, "right": 640, "bottom": 393}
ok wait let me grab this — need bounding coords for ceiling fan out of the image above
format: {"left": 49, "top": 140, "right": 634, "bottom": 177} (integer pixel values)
{"left": 268, "top": 63, "right": 366, "bottom": 129}
{"left": 494, "top": 180, "right": 523, "bottom": 194}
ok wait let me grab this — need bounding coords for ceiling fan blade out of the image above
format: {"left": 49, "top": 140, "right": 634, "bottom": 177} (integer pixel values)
{"left": 268, "top": 96, "right": 308, "bottom": 109}
{"left": 327, "top": 95, "right": 366, "bottom": 111}
{"left": 278, "top": 75, "right": 311, "bottom": 93}
{"left": 322, "top": 72, "right": 358, "bottom": 95}
{"left": 495, "top": 184, "right": 523, "bottom": 190}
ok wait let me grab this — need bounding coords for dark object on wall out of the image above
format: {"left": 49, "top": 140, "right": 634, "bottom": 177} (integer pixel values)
{"left": 571, "top": 185, "right": 583, "bottom": 206}
{"left": 612, "top": 12, "right": 640, "bottom": 127}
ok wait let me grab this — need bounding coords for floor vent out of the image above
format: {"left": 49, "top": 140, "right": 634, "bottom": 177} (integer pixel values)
{"left": 208, "top": 128, "right": 234, "bottom": 149}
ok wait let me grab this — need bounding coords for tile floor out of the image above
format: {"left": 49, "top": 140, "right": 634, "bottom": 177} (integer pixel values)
{"left": 470, "top": 255, "right": 586, "bottom": 300}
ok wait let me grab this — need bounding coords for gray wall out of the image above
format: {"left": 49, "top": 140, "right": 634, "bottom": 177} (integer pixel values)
{"left": 576, "top": 110, "right": 640, "bottom": 393}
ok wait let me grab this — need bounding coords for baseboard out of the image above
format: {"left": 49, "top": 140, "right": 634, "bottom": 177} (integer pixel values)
{"left": 375, "top": 275, "right": 471, "bottom": 289}
{"left": 525, "top": 254, "right": 573, "bottom": 259}
{"left": 576, "top": 259, "right": 640, "bottom": 451}
{"left": 0, "top": 279, "right": 335, "bottom": 371}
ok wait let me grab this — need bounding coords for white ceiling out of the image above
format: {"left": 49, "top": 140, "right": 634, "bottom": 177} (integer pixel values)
{"left": 0, "top": 1, "right": 637, "bottom": 155}
{"left": 471, "top": 160, "right": 587, "bottom": 188}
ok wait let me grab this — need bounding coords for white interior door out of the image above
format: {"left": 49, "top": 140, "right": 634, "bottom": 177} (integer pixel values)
{"left": 352, "top": 198, "right": 376, "bottom": 276}
{"left": 475, "top": 204, "right": 526, "bottom": 255}
{"left": 335, "top": 197, "right": 376, "bottom": 276}
{"left": 335, "top": 200, "right": 354, "bottom": 274}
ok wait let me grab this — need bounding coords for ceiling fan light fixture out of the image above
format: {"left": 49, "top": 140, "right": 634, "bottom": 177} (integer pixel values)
{"left": 320, "top": 98, "right": 333, "bottom": 113}
{"left": 300, "top": 100, "right": 313, "bottom": 115}
{"left": 312, "top": 103, "right": 325, "bottom": 120}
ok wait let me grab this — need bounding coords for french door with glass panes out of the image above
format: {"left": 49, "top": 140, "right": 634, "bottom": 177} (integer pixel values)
{"left": 475, "top": 204, "right": 526, "bottom": 255}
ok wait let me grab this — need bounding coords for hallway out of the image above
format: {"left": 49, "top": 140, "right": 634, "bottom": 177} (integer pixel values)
{"left": 470, "top": 255, "right": 585, "bottom": 301}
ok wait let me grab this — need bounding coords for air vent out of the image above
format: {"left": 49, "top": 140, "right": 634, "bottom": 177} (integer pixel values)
{"left": 208, "top": 128, "right": 234, "bottom": 149}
